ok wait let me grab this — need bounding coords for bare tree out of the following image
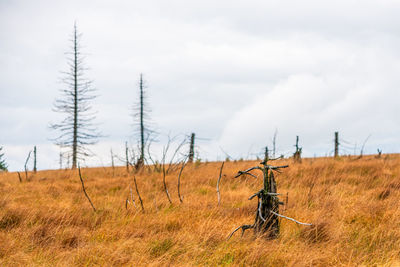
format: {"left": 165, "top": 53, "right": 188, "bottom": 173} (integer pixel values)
{"left": 0, "top": 146, "right": 8, "bottom": 172}
{"left": 50, "top": 23, "right": 101, "bottom": 169}
{"left": 132, "top": 74, "right": 153, "bottom": 169}
{"left": 272, "top": 129, "right": 277, "bottom": 158}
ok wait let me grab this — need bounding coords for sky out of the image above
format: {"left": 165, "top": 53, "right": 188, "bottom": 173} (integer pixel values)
{"left": 1, "top": 0, "right": 400, "bottom": 171}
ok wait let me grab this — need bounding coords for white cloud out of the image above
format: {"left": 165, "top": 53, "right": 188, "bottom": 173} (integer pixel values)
{"left": 1, "top": 0, "right": 400, "bottom": 170}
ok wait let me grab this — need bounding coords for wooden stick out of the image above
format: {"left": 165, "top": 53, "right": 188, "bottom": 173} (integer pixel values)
{"left": 216, "top": 162, "right": 224, "bottom": 206}
{"left": 285, "top": 192, "right": 288, "bottom": 212}
{"left": 133, "top": 175, "right": 144, "bottom": 211}
{"left": 177, "top": 159, "right": 187, "bottom": 203}
{"left": 78, "top": 166, "right": 96, "bottom": 212}
{"left": 17, "top": 172, "right": 22, "bottom": 183}
{"left": 162, "top": 158, "right": 172, "bottom": 204}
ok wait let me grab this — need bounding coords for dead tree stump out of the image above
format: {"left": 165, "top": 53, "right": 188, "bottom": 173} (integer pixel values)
{"left": 228, "top": 159, "right": 311, "bottom": 240}
{"left": 254, "top": 168, "right": 280, "bottom": 238}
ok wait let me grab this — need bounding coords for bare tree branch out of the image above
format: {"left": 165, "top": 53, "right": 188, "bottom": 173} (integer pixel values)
{"left": 227, "top": 224, "right": 254, "bottom": 240}
{"left": 269, "top": 210, "right": 312, "bottom": 226}
{"left": 177, "top": 158, "right": 187, "bottom": 203}
{"left": 78, "top": 166, "right": 96, "bottom": 212}
{"left": 133, "top": 176, "right": 144, "bottom": 212}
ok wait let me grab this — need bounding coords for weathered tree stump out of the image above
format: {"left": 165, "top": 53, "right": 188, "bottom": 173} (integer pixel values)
{"left": 228, "top": 159, "right": 311, "bottom": 240}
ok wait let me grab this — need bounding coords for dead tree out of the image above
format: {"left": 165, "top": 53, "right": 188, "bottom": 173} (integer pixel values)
{"left": 264, "top": 146, "right": 269, "bottom": 163}
{"left": 24, "top": 150, "right": 32, "bottom": 181}
{"left": 132, "top": 74, "right": 154, "bottom": 170}
{"left": 33, "top": 146, "right": 37, "bottom": 173}
{"left": 188, "top": 133, "right": 195, "bottom": 163}
{"left": 334, "top": 132, "right": 339, "bottom": 158}
{"left": 0, "top": 146, "right": 8, "bottom": 172}
{"left": 125, "top": 141, "right": 129, "bottom": 173}
{"left": 293, "top": 136, "right": 302, "bottom": 163}
{"left": 50, "top": 23, "right": 101, "bottom": 169}
{"left": 228, "top": 159, "right": 311, "bottom": 240}
{"left": 272, "top": 129, "right": 277, "bottom": 158}
{"left": 59, "top": 147, "right": 63, "bottom": 169}
{"left": 110, "top": 148, "right": 115, "bottom": 176}
{"left": 377, "top": 149, "right": 382, "bottom": 158}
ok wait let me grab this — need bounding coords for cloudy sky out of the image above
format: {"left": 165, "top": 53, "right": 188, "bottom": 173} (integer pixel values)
{"left": 1, "top": 0, "right": 400, "bottom": 171}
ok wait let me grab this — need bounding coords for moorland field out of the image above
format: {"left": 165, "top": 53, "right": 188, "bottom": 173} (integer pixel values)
{"left": 1, "top": 155, "right": 400, "bottom": 266}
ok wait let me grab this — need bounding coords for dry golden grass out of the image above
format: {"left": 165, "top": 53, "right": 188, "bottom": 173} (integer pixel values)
{"left": 1, "top": 155, "right": 400, "bottom": 266}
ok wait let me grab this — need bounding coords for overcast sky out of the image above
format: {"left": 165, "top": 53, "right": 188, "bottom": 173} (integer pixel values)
{"left": 1, "top": 0, "right": 400, "bottom": 171}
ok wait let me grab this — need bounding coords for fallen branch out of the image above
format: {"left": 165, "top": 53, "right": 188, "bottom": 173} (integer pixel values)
{"left": 78, "top": 166, "right": 96, "bottom": 212}
{"left": 234, "top": 166, "right": 262, "bottom": 178}
{"left": 269, "top": 210, "right": 312, "bottom": 226}
{"left": 133, "top": 176, "right": 144, "bottom": 211}
{"left": 216, "top": 162, "right": 225, "bottom": 206}
{"left": 227, "top": 224, "right": 254, "bottom": 240}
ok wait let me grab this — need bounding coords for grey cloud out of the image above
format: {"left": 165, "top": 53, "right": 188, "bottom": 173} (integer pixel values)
{"left": 1, "top": 0, "right": 400, "bottom": 170}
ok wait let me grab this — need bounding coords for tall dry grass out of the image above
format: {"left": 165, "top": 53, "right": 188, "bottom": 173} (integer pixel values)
{"left": 1, "top": 155, "right": 400, "bottom": 266}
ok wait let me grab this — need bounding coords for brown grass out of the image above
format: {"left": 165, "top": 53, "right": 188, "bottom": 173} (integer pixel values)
{"left": 1, "top": 155, "right": 400, "bottom": 266}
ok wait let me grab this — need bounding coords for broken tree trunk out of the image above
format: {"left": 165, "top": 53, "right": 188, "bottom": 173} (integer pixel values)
{"left": 254, "top": 169, "right": 280, "bottom": 238}
{"left": 228, "top": 159, "right": 311, "bottom": 240}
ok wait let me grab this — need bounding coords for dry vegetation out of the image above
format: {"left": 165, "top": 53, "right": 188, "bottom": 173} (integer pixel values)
{"left": 1, "top": 155, "right": 400, "bottom": 266}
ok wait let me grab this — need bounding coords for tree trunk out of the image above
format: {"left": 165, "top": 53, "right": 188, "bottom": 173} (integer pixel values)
{"left": 72, "top": 24, "right": 78, "bottom": 169}
{"left": 188, "top": 133, "right": 195, "bottom": 163}
{"left": 254, "top": 169, "right": 279, "bottom": 239}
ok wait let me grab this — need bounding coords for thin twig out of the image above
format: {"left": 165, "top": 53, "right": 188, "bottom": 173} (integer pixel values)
{"left": 133, "top": 176, "right": 144, "bottom": 211}
{"left": 227, "top": 224, "right": 254, "bottom": 240}
{"left": 234, "top": 166, "right": 262, "bottom": 178}
{"left": 177, "top": 158, "right": 187, "bottom": 203}
{"left": 130, "top": 184, "right": 136, "bottom": 208}
{"left": 285, "top": 192, "right": 288, "bottom": 212}
{"left": 17, "top": 172, "right": 22, "bottom": 183}
{"left": 269, "top": 210, "right": 312, "bottom": 226}
{"left": 216, "top": 161, "right": 225, "bottom": 206}
{"left": 162, "top": 147, "right": 173, "bottom": 204}
{"left": 78, "top": 166, "right": 96, "bottom": 212}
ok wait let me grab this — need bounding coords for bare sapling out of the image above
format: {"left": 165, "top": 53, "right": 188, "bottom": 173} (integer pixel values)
{"left": 293, "top": 136, "right": 302, "bottom": 163}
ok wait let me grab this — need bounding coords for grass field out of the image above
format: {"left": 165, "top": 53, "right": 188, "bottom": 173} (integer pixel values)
{"left": 1, "top": 155, "right": 400, "bottom": 266}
